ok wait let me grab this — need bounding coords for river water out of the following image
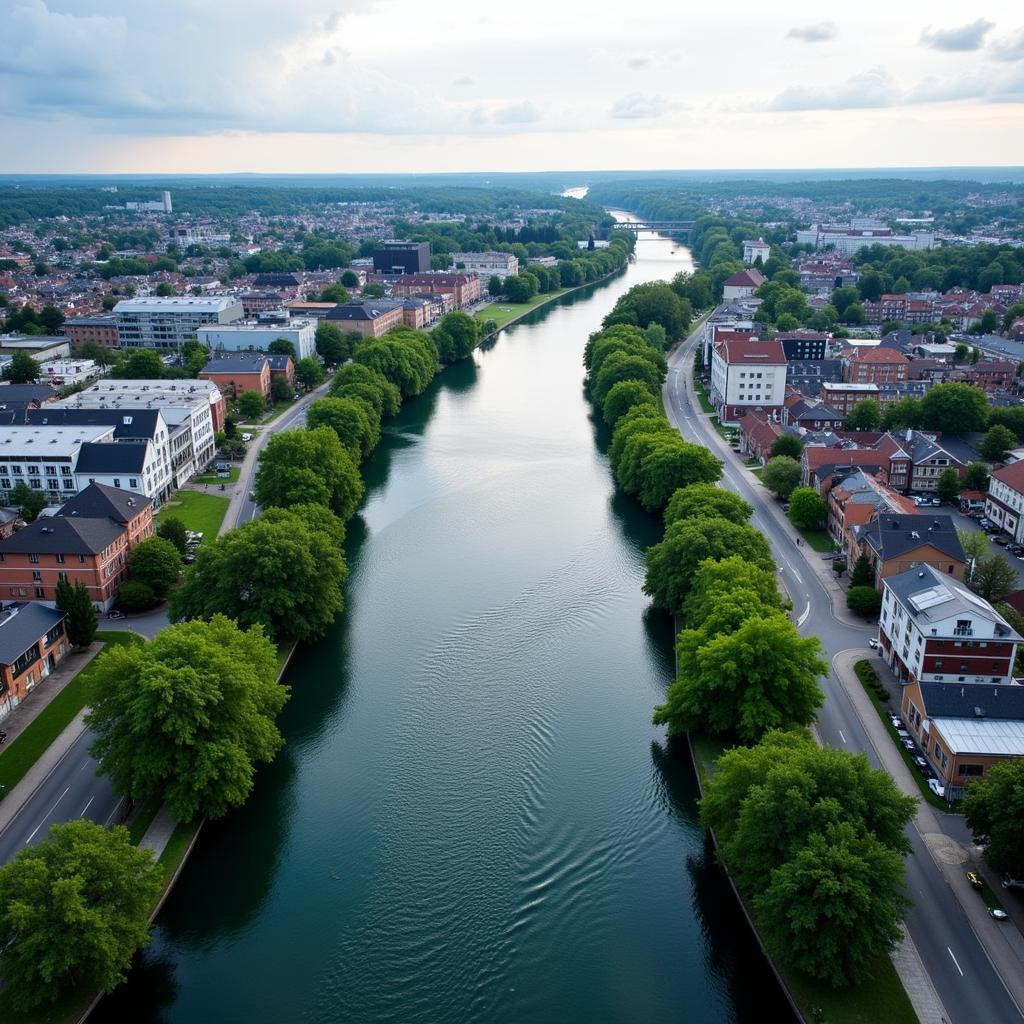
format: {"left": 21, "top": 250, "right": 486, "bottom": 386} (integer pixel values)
{"left": 95, "top": 226, "right": 792, "bottom": 1024}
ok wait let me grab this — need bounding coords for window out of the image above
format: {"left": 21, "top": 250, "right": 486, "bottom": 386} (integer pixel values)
{"left": 958, "top": 764, "right": 984, "bottom": 778}
{"left": 113, "top": 479, "right": 120, "bottom": 488}
{"left": 34, "top": 587, "right": 44, "bottom": 599}
{"left": 129, "top": 478, "right": 138, "bottom": 488}
{"left": 28, "top": 553, "right": 39, "bottom": 565}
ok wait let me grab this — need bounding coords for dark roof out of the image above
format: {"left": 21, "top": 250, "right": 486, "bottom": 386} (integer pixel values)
{"left": 0, "top": 516, "right": 123, "bottom": 557}
{"left": 0, "top": 604, "right": 66, "bottom": 665}
{"left": 201, "top": 354, "right": 270, "bottom": 374}
{"left": 26, "top": 407, "right": 161, "bottom": 441}
{"left": 326, "top": 300, "right": 402, "bottom": 322}
{"left": 264, "top": 354, "right": 292, "bottom": 371}
{"left": 919, "top": 681, "right": 1024, "bottom": 721}
{"left": 862, "top": 513, "right": 965, "bottom": 563}
{"left": 73, "top": 442, "right": 147, "bottom": 475}
{"left": 252, "top": 273, "right": 301, "bottom": 287}
{"left": 57, "top": 482, "right": 150, "bottom": 524}
{"left": 0, "top": 384, "right": 60, "bottom": 404}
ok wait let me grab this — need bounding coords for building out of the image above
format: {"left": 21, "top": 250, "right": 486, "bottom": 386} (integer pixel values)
{"left": 742, "top": 238, "right": 771, "bottom": 264}
{"left": 240, "top": 292, "right": 286, "bottom": 317}
{"left": 709, "top": 339, "right": 788, "bottom": 424}
{"left": 196, "top": 318, "right": 316, "bottom": 360}
{"left": 0, "top": 336, "right": 71, "bottom": 362}
{"left": 199, "top": 354, "right": 272, "bottom": 399}
{"left": 451, "top": 252, "right": 519, "bottom": 280}
{"left": 0, "top": 484, "right": 153, "bottom": 611}
{"left": 787, "top": 358, "right": 844, "bottom": 398}
{"left": 776, "top": 331, "right": 828, "bottom": 362}
{"left": 390, "top": 274, "right": 481, "bottom": 309}
{"left": 325, "top": 300, "right": 405, "bottom": 338}
{"left": 251, "top": 273, "right": 301, "bottom": 294}
{"left": 0, "top": 383, "right": 60, "bottom": 426}
{"left": 796, "top": 222, "right": 934, "bottom": 254}
{"left": 826, "top": 470, "right": 917, "bottom": 547}
{"left": 722, "top": 269, "right": 766, "bottom": 301}
{"left": 401, "top": 298, "right": 432, "bottom": 329}
{"left": 0, "top": 604, "right": 68, "bottom": 721}
{"left": 819, "top": 382, "right": 879, "bottom": 415}
{"left": 284, "top": 301, "right": 338, "bottom": 322}
{"left": 984, "top": 462, "right": 1024, "bottom": 543}
{"left": 114, "top": 296, "right": 244, "bottom": 350}
{"left": 736, "top": 410, "right": 783, "bottom": 464}
{"left": 782, "top": 393, "right": 844, "bottom": 432}
{"left": 372, "top": 242, "right": 431, "bottom": 276}
{"left": 64, "top": 314, "right": 119, "bottom": 350}
{"left": 842, "top": 347, "right": 910, "bottom": 385}
{"left": 852, "top": 512, "right": 965, "bottom": 586}
{"left": 125, "top": 190, "right": 172, "bottom": 213}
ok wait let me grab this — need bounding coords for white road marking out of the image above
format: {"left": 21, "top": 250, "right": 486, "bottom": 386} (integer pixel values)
{"left": 104, "top": 798, "right": 125, "bottom": 827}
{"left": 79, "top": 796, "right": 94, "bottom": 817}
{"left": 797, "top": 604, "right": 811, "bottom": 627}
{"left": 948, "top": 947, "right": 964, "bottom": 977}
{"left": 26, "top": 786, "right": 70, "bottom": 844}
{"left": 839, "top": 730, "right": 847, "bottom": 744}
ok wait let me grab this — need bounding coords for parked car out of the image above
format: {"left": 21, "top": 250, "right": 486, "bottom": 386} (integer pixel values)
{"left": 901, "top": 737, "right": 916, "bottom": 752}
{"left": 868, "top": 638, "right": 879, "bottom": 649}
{"left": 991, "top": 908, "right": 1009, "bottom": 921}
{"left": 966, "top": 871, "right": 984, "bottom": 890}
{"left": 889, "top": 713, "right": 902, "bottom": 729}
{"left": 930, "top": 497, "right": 942, "bottom": 506}
{"left": 913, "top": 755, "right": 930, "bottom": 773}
{"left": 994, "top": 535, "right": 1011, "bottom": 546}
{"left": 1002, "top": 874, "right": 1024, "bottom": 890}
{"left": 241, "top": 432, "right": 253, "bottom": 442}
{"left": 896, "top": 726, "right": 911, "bottom": 739}
{"left": 928, "top": 778, "right": 946, "bottom": 798}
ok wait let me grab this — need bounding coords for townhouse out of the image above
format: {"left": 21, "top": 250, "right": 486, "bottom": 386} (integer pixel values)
{"left": 199, "top": 353, "right": 273, "bottom": 400}
{"left": 851, "top": 512, "right": 965, "bottom": 586}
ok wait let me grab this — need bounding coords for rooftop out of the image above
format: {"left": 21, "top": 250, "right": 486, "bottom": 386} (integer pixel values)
{"left": 113, "top": 296, "right": 241, "bottom": 314}
{"left": 0, "top": 604, "right": 66, "bottom": 666}
{"left": 862, "top": 513, "right": 964, "bottom": 563}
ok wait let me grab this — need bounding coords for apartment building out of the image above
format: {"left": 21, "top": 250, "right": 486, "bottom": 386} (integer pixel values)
{"left": 852, "top": 512, "right": 965, "bottom": 586}
{"left": 114, "top": 296, "right": 244, "bottom": 350}
{"left": 0, "top": 604, "right": 68, "bottom": 722}
{"left": 451, "top": 252, "right": 519, "bottom": 279}
{"left": 325, "top": 300, "right": 405, "bottom": 338}
{"left": 196, "top": 318, "right": 316, "bottom": 360}
{"left": 984, "top": 461, "right": 1024, "bottom": 543}
{"left": 390, "top": 274, "right": 481, "bottom": 308}
{"left": 199, "top": 354, "right": 272, "bottom": 399}
{"left": 842, "top": 347, "right": 910, "bottom": 385}
{"left": 710, "top": 340, "right": 788, "bottom": 424}
{"left": 64, "top": 314, "right": 119, "bottom": 349}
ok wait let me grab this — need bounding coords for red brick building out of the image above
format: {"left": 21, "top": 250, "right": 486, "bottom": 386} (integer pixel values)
{"left": 390, "top": 273, "right": 481, "bottom": 309}
{"left": 199, "top": 354, "right": 272, "bottom": 399}
{"left": 0, "top": 603, "right": 69, "bottom": 722}
{"left": 64, "top": 314, "right": 119, "bottom": 349}
{"left": 842, "top": 347, "right": 909, "bottom": 385}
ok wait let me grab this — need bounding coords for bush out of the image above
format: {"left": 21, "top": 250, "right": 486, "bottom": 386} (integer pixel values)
{"left": 116, "top": 580, "right": 158, "bottom": 612}
{"left": 847, "top": 586, "right": 882, "bottom": 617}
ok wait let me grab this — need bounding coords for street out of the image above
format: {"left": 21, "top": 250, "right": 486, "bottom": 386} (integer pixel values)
{"left": 665, "top": 331, "right": 1024, "bottom": 1024}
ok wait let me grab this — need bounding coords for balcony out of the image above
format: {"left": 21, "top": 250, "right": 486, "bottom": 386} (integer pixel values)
{"left": 953, "top": 627, "right": 973, "bottom": 637}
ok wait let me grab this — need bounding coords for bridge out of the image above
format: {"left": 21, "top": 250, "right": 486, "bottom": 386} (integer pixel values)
{"left": 615, "top": 220, "right": 694, "bottom": 232}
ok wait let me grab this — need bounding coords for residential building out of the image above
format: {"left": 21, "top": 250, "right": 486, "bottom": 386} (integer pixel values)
{"left": 782, "top": 393, "right": 844, "bottom": 432}
{"left": 798, "top": 258, "right": 859, "bottom": 293}
{"left": 776, "top": 331, "right": 828, "bottom": 362}
{"left": 842, "top": 347, "right": 910, "bottom": 385}
{"left": 390, "top": 273, "right": 481, "bottom": 308}
{"left": 114, "top": 296, "right": 244, "bottom": 350}
{"left": 737, "top": 410, "right": 783, "bottom": 464}
{"left": 820, "top": 382, "right": 879, "bottom": 414}
{"left": 325, "top": 300, "right": 405, "bottom": 338}
{"left": 451, "top": 251, "right": 519, "bottom": 279}
{"left": 251, "top": 273, "right": 301, "bottom": 294}
{"left": 722, "top": 269, "right": 766, "bottom": 301}
{"left": 196, "top": 318, "right": 316, "bottom": 360}
{"left": 199, "top": 353, "right": 272, "bottom": 400}
{"left": 826, "top": 471, "right": 917, "bottom": 547}
{"left": 240, "top": 292, "right": 286, "bottom": 316}
{"left": 786, "top": 358, "right": 844, "bottom": 398}
{"left": 284, "top": 301, "right": 338, "bottom": 321}
{"left": 64, "top": 314, "right": 119, "bottom": 349}
{"left": 852, "top": 512, "right": 965, "bottom": 587}
{"left": 796, "top": 222, "right": 934, "bottom": 253}
{"left": 372, "top": 241, "right": 431, "bottom": 276}
{"left": 0, "top": 383, "right": 60, "bottom": 426}
{"left": 0, "top": 424, "right": 114, "bottom": 507}
{"left": 742, "top": 238, "right": 771, "bottom": 264}
{"left": 0, "top": 604, "right": 69, "bottom": 721}
{"left": 709, "top": 340, "right": 788, "bottom": 424}
{"left": 984, "top": 462, "right": 1024, "bottom": 543}
{"left": 401, "top": 298, "right": 431, "bottom": 329}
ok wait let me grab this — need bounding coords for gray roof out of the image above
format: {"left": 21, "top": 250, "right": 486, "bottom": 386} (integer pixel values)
{"left": 0, "top": 384, "right": 60, "bottom": 405}
{"left": 919, "top": 681, "right": 1024, "bottom": 721}
{"left": 0, "top": 515, "right": 123, "bottom": 556}
{"left": 74, "top": 442, "right": 147, "bottom": 475}
{"left": 862, "top": 513, "right": 964, "bottom": 563}
{"left": 326, "top": 301, "right": 402, "bottom": 322}
{"left": 26, "top": 407, "right": 160, "bottom": 441}
{"left": 201, "top": 353, "right": 269, "bottom": 374}
{"left": 57, "top": 482, "right": 150, "bottom": 524}
{"left": 0, "top": 603, "right": 66, "bottom": 666}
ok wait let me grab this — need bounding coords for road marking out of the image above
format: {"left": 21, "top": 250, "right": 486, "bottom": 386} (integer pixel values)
{"left": 839, "top": 730, "right": 847, "bottom": 744}
{"left": 80, "top": 796, "right": 94, "bottom": 817}
{"left": 947, "top": 947, "right": 964, "bottom": 977}
{"left": 25, "top": 786, "right": 70, "bottom": 844}
{"left": 104, "top": 798, "right": 125, "bottom": 827}
{"left": 797, "top": 604, "right": 811, "bottom": 627}
{"left": 78, "top": 759, "right": 90, "bottom": 772}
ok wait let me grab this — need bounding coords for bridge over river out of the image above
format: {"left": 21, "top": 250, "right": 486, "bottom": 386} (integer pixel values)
{"left": 615, "top": 220, "right": 694, "bottom": 232}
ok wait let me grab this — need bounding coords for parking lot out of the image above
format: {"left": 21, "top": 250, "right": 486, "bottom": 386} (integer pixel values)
{"left": 954, "top": 503, "right": 1024, "bottom": 588}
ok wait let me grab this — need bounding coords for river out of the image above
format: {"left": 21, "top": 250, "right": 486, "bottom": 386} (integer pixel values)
{"left": 94, "top": 225, "right": 792, "bottom": 1024}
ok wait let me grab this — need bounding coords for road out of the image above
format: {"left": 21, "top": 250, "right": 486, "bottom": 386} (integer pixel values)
{"left": 665, "top": 331, "right": 1024, "bottom": 1024}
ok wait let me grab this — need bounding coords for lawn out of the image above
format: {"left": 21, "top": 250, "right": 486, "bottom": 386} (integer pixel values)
{"left": 474, "top": 290, "right": 567, "bottom": 330}
{"left": 692, "top": 376, "right": 715, "bottom": 415}
{"left": 797, "top": 527, "right": 838, "bottom": 553}
{"left": 0, "top": 632, "right": 143, "bottom": 802}
{"left": 260, "top": 396, "right": 298, "bottom": 424}
{"left": 157, "top": 819, "right": 199, "bottom": 882}
{"left": 194, "top": 465, "right": 241, "bottom": 484}
{"left": 154, "top": 489, "right": 229, "bottom": 537}
{"left": 783, "top": 956, "right": 919, "bottom": 1024}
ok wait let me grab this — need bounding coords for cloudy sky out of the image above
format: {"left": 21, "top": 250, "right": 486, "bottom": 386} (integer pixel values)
{"left": 2, "top": 0, "right": 1023, "bottom": 173}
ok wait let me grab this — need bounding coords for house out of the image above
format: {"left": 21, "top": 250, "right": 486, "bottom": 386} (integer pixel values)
{"left": 325, "top": 300, "right": 405, "bottom": 338}
{"left": 782, "top": 392, "right": 845, "bottom": 432}
{"left": 899, "top": 681, "right": 1024, "bottom": 800}
{"left": 984, "top": 462, "right": 1024, "bottom": 543}
{"left": 742, "top": 238, "right": 771, "bottom": 264}
{"left": 842, "top": 347, "right": 910, "bottom": 385}
{"left": 709, "top": 339, "right": 788, "bottom": 424}
{"left": 826, "top": 471, "right": 916, "bottom": 548}
{"left": 0, "top": 603, "right": 69, "bottom": 722}
{"left": 722, "top": 268, "right": 766, "bottom": 301}
{"left": 265, "top": 354, "right": 295, "bottom": 388}
{"left": 737, "top": 410, "right": 783, "bottom": 464}
{"left": 390, "top": 273, "right": 481, "bottom": 309}
{"left": 851, "top": 512, "right": 965, "bottom": 586}
{"left": 199, "top": 354, "right": 272, "bottom": 399}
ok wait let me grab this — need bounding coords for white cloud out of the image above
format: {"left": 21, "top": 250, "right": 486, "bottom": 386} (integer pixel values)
{"left": 610, "top": 93, "right": 670, "bottom": 119}
{"left": 991, "top": 27, "right": 1024, "bottom": 61}
{"left": 920, "top": 19, "right": 994, "bottom": 52}
{"left": 626, "top": 56, "right": 650, "bottom": 69}
{"left": 768, "top": 67, "right": 899, "bottom": 111}
{"left": 492, "top": 101, "right": 541, "bottom": 124}
{"left": 787, "top": 22, "right": 837, "bottom": 43}
{"left": 452, "top": 75, "right": 476, "bottom": 87}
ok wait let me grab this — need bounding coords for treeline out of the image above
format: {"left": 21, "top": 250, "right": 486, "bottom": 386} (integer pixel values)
{"left": 583, "top": 313, "right": 917, "bottom": 989}
{"left": 851, "top": 241, "right": 1024, "bottom": 293}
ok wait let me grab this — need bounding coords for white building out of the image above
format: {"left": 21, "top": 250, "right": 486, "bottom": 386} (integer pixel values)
{"left": 37, "top": 359, "right": 102, "bottom": 387}
{"left": 722, "top": 269, "right": 766, "bottom": 301}
{"left": 984, "top": 462, "right": 1024, "bottom": 544}
{"left": 197, "top": 318, "right": 317, "bottom": 360}
{"left": 796, "top": 223, "right": 934, "bottom": 254}
{"left": 0, "top": 425, "right": 113, "bottom": 506}
{"left": 742, "top": 238, "right": 771, "bottom": 264}
{"left": 114, "top": 296, "right": 244, "bottom": 350}
{"left": 451, "top": 252, "right": 519, "bottom": 280}
{"left": 709, "top": 340, "right": 789, "bottom": 424}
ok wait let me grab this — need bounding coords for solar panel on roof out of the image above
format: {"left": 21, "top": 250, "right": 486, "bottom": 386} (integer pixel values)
{"left": 909, "top": 586, "right": 954, "bottom": 611}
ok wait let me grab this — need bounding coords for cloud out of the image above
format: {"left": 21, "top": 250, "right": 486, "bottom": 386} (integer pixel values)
{"left": 492, "top": 101, "right": 540, "bottom": 124}
{"left": 452, "top": 75, "right": 476, "bottom": 87}
{"left": 626, "top": 56, "right": 650, "bottom": 69}
{"left": 991, "top": 28, "right": 1024, "bottom": 61}
{"left": 787, "top": 22, "right": 837, "bottom": 43}
{"left": 920, "top": 19, "right": 994, "bottom": 52}
{"left": 767, "top": 67, "right": 899, "bottom": 111}
{"left": 610, "top": 93, "right": 669, "bottom": 119}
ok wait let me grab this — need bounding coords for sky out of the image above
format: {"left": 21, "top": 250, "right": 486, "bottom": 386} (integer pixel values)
{"left": 1, "top": 0, "right": 1024, "bottom": 174}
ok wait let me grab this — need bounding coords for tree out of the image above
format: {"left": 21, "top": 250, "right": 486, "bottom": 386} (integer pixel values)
{"left": 850, "top": 554, "right": 875, "bottom": 588}
{"left": 362, "top": 282, "right": 385, "bottom": 298}
{"left": 271, "top": 375, "right": 293, "bottom": 402}
{"left": 340, "top": 270, "right": 359, "bottom": 288}
{"left": 963, "top": 462, "right": 990, "bottom": 492}
{"left": 762, "top": 455, "right": 802, "bottom": 499}
{"left": 645, "top": 322, "right": 667, "bottom": 351}
{"left": 969, "top": 554, "right": 1019, "bottom": 603}
{"left": 116, "top": 579, "right": 157, "bottom": 612}
{"left": 2, "top": 350, "right": 39, "bottom": 384}
{"left": 128, "top": 536, "right": 181, "bottom": 598}
{"left": 618, "top": 434, "right": 722, "bottom": 511}
{"left": 664, "top": 482, "right": 752, "bottom": 528}
{"left": 980, "top": 424, "right": 1017, "bottom": 463}
{"left": 295, "top": 356, "right": 326, "bottom": 389}
{"left": 156, "top": 515, "right": 188, "bottom": 556}
{"left": 592, "top": 352, "right": 665, "bottom": 406}
{"left": 602, "top": 379, "right": 658, "bottom": 428}
{"left": 307, "top": 396, "right": 380, "bottom": 459}
{"left": 487, "top": 274, "right": 502, "bottom": 296}
{"left": 170, "top": 510, "right": 347, "bottom": 644}
{"left": 330, "top": 362, "right": 401, "bottom": 415}
{"left": 845, "top": 400, "right": 881, "bottom": 432}
{"left": 653, "top": 613, "right": 826, "bottom": 743}
{"left": 0, "top": 820, "right": 161, "bottom": 1010}
{"left": 236, "top": 389, "right": 266, "bottom": 420}
{"left": 936, "top": 467, "right": 961, "bottom": 504}
{"left": 504, "top": 274, "right": 538, "bottom": 303}
{"left": 154, "top": 282, "right": 176, "bottom": 297}
{"left": 771, "top": 434, "right": 803, "bottom": 460}
{"left": 113, "top": 349, "right": 165, "bottom": 380}
{"left": 87, "top": 616, "right": 288, "bottom": 820}
{"left": 54, "top": 579, "right": 97, "bottom": 647}
{"left": 314, "top": 321, "right": 350, "bottom": 366}
{"left": 920, "top": 382, "right": 989, "bottom": 434}
{"left": 267, "top": 337, "right": 295, "bottom": 357}
{"left": 319, "top": 283, "right": 350, "bottom": 303}
{"left": 436, "top": 311, "right": 479, "bottom": 361}
{"left": 881, "top": 396, "right": 923, "bottom": 431}
{"left": 847, "top": 586, "right": 882, "bottom": 617}
{"left": 9, "top": 480, "right": 47, "bottom": 522}
{"left": 787, "top": 487, "right": 827, "bottom": 529}
{"left": 963, "top": 759, "right": 1024, "bottom": 877}
{"left": 254, "top": 426, "right": 363, "bottom": 520}
{"left": 682, "top": 556, "right": 784, "bottom": 628}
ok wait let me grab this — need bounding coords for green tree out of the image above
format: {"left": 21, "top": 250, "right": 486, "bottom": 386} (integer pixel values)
{"left": 236, "top": 389, "right": 266, "bottom": 420}
{"left": 436, "top": 311, "right": 479, "bottom": 361}
{"left": 847, "top": 586, "right": 882, "bottom": 617}
{"left": 9, "top": 480, "right": 47, "bottom": 522}
{"left": 645, "top": 322, "right": 667, "bottom": 351}
{"left": 504, "top": 274, "right": 538, "bottom": 303}
{"left": 664, "top": 482, "right": 752, "bottom": 528}
{"left": 128, "top": 536, "right": 181, "bottom": 598}
{"left": 787, "top": 487, "right": 827, "bottom": 529}
{"left": 762, "top": 455, "right": 802, "bottom": 499}
{"left": 881, "top": 397, "right": 923, "bottom": 431}
{"left": 154, "top": 282, "right": 176, "bottom": 297}
{"left": 936, "top": 467, "right": 961, "bottom": 504}
{"left": 0, "top": 820, "right": 161, "bottom": 1010}
{"left": 87, "top": 616, "right": 288, "bottom": 820}
{"left": 771, "top": 434, "right": 803, "bottom": 460}
{"left": 920, "top": 382, "right": 989, "bottom": 434}
{"left": 487, "top": 274, "right": 502, "bottom": 296}
{"left": 644, "top": 517, "right": 775, "bottom": 616}
{"left": 156, "top": 515, "right": 188, "bottom": 557}
{"left": 307, "top": 396, "right": 380, "bottom": 459}
{"left": 117, "top": 579, "right": 157, "bottom": 612}
{"left": 980, "top": 424, "right": 1017, "bottom": 463}
{"left": 969, "top": 554, "right": 1018, "bottom": 603}
{"left": 362, "top": 282, "right": 385, "bottom": 298}
{"left": 831, "top": 286, "right": 860, "bottom": 315}
{"left": 2, "top": 350, "right": 40, "bottom": 384}
{"left": 845, "top": 400, "right": 881, "bottom": 432}
{"left": 340, "top": 270, "right": 359, "bottom": 288}
{"left": 295, "top": 356, "right": 326, "bottom": 390}
{"left": 963, "top": 462, "right": 990, "bottom": 492}
{"left": 850, "top": 554, "right": 875, "bottom": 588}
{"left": 319, "top": 283, "right": 350, "bottom": 303}
{"left": 254, "top": 427, "right": 364, "bottom": 520}
{"left": 314, "top": 321, "right": 350, "bottom": 366}
{"left": 653, "top": 613, "right": 826, "bottom": 742}
{"left": 618, "top": 434, "right": 722, "bottom": 511}
{"left": 271, "top": 375, "right": 293, "bottom": 403}
{"left": 113, "top": 349, "right": 165, "bottom": 380}
{"left": 330, "top": 362, "right": 401, "bottom": 415}
{"left": 592, "top": 351, "right": 665, "bottom": 406}
{"left": 267, "top": 337, "right": 295, "bottom": 357}
{"left": 682, "top": 556, "right": 784, "bottom": 630}
{"left": 962, "top": 759, "right": 1024, "bottom": 877}
{"left": 602, "top": 379, "right": 658, "bottom": 428}
{"left": 54, "top": 578, "right": 98, "bottom": 647}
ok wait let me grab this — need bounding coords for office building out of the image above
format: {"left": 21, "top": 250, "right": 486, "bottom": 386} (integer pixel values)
{"left": 372, "top": 241, "right": 431, "bottom": 276}
{"left": 114, "top": 296, "right": 244, "bottom": 350}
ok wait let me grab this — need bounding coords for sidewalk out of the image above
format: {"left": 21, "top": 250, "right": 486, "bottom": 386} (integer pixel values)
{"left": 834, "top": 649, "right": 1024, "bottom": 1017}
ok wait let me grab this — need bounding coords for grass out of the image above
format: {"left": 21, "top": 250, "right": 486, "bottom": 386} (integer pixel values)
{"left": 692, "top": 376, "right": 715, "bottom": 415}
{"left": 474, "top": 290, "right": 568, "bottom": 330}
{"left": 260, "top": 396, "right": 298, "bottom": 423}
{"left": 154, "top": 489, "right": 229, "bottom": 537}
{"left": 126, "top": 792, "right": 164, "bottom": 845}
{"left": 749, "top": 466, "right": 764, "bottom": 479}
{"left": 194, "top": 465, "right": 241, "bottom": 484}
{"left": 853, "top": 660, "right": 954, "bottom": 812}
{"left": 157, "top": 819, "right": 198, "bottom": 882}
{"left": 0, "top": 633, "right": 142, "bottom": 803}
{"left": 798, "top": 527, "right": 838, "bottom": 553}
{"left": 783, "top": 957, "right": 919, "bottom": 1024}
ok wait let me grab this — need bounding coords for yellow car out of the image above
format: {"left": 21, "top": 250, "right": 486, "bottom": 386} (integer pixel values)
{"left": 966, "top": 871, "right": 984, "bottom": 890}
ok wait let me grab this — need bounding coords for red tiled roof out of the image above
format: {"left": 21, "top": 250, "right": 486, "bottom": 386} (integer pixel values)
{"left": 723, "top": 269, "right": 766, "bottom": 289}
{"left": 990, "top": 461, "right": 1024, "bottom": 495}
{"left": 847, "top": 347, "right": 909, "bottom": 364}
{"left": 720, "top": 340, "right": 786, "bottom": 364}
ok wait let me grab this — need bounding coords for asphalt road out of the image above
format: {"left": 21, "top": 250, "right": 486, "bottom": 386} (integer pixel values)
{"left": 666, "top": 335, "right": 1024, "bottom": 1024}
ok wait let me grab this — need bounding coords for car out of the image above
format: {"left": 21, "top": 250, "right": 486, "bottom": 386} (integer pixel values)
{"left": 994, "top": 535, "right": 1011, "bottom": 546}
{"left": 913, "top": 755, "right": 930, "bottom": 773}
{"left": 216, "top": 470, "right": 230, "bottom": 478}
{"left": 991, "top": 907, "right": 1009, "bottom": 921}
{"left": 896, "top": 726, "right": 910, "bottom": 738}
{"left": 781, "top": 503, "right": 790, "bottom": 512}
{"left": 1008, "top": 544, "right": 1023, "bottom": 555}
{"left": 966, "top": 871, "right": 984, "bottom": 890}
{"left": 928, "top": 778, "right": 946, "bottom": 798}
{"left": 931, "top": 497, "right": 942, "bottom": 506}
{"left": 889, "top": 713, "right": 902, "bottom": 729}
{"left": 901, "top": 737, "right": 916, "bottom": 752}
{"left": 249, "top": 491, "right": 257, "bottom": 502}
{"left": 1002, "top": 874, "right": 1024, "bottom": 890}
{"left": 241, "top": 432, "right": 253, "bottom": 442}
{"left": 868, "top": 638, "right": 880, "bottom": 649}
